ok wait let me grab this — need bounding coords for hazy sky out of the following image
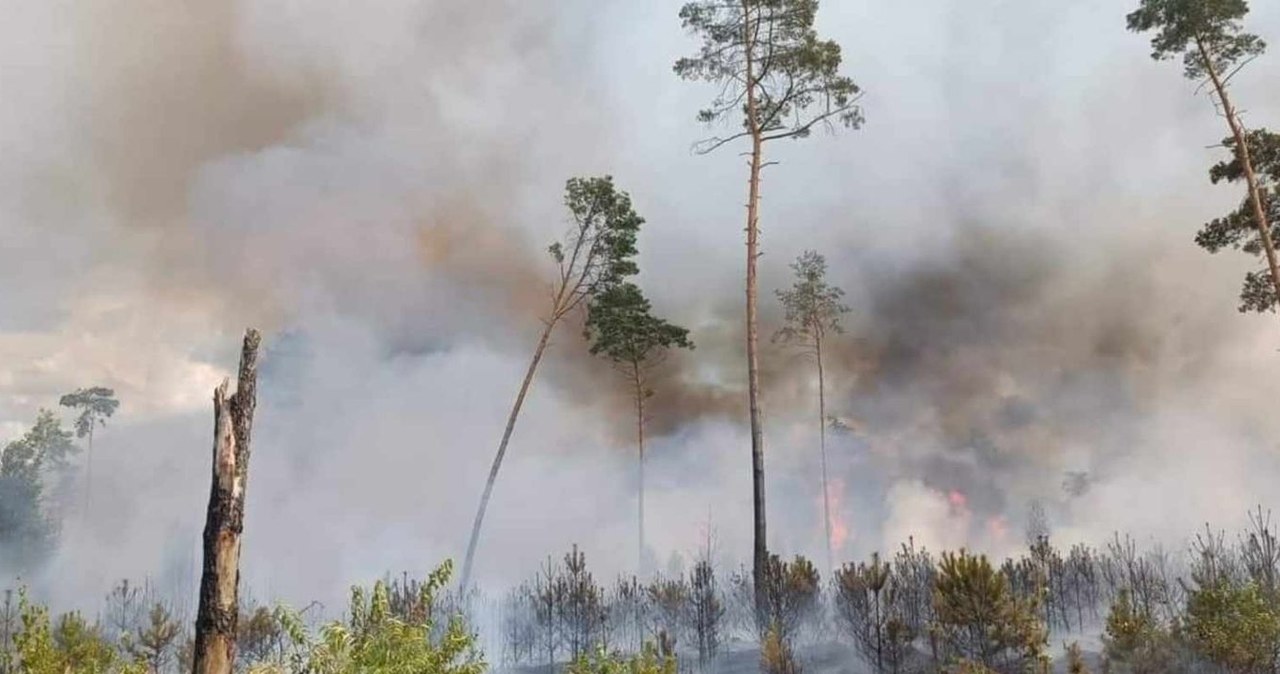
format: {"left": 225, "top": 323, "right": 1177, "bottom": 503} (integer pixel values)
{"left": 3, "top": 0, "right": 1280, "bottom": 611}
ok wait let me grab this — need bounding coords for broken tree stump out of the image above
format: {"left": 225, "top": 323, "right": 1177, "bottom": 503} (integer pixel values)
{"left": 192, "top": 329, "right": 261, "bottom": 674}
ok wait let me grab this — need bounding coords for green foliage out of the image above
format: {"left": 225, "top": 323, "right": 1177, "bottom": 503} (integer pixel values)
{"left": 121, "top": 602, "right": 181, "bottom": 671}
{"left": 52, "top": 611, "right": 122, "bottom": 673}
{"left": 1128, "top": 1, "right": 1279, "bottom": 314}
{"left": 268, "top": 560, "right": 486, "bottom": 674}
{"left": 834, "top": 554, "right": 914, "bottom": 673}
{"left": 552, "top": 176, "right": 644, "bottom": 310}
{"left": 15, "top": 591, "right": 61, "bottom": 674}
{"left": 567, "top": 643, "right": 677, "bottom": 674}
{"left": 0, "top": 410, "right": 76, "bottom": 571}
{"left": 3, "top": 410, "right": 79, "bottom": 478}
{"left": 1184, "top": 578, "right": 1280, "bottom": 673}
{"left": 585, "top": 283, "right": 693, "bottom": 374}
{"left": 1101, "top": 589, "right": 1177, "bottom": 674}
{"left": 0, "top": 473, "right": 51, "bottom": 572}
{"left": 10, "top": 588, "right": 143, "bottom": 674}
{"left": 646, "top": 577, "right": 688, "bottom": 651}
{"left": 757, "top": 554, "right": 821, "bottom": 642}
{"left": 58, "top": 387, "right": 120, "bottom": 440}
{"left": 931, "top": 551, "right": 1048, "bottom": 672}
{"left": 1126, "top": 0, "right": 1265, "bottom": 80}
{"left": 774, "top": 250, "right": 849, "bottom": 350}
{"left": 760, "top": 622, "right": 800, "bottom": 674}
{"left": 1196, "top": 129, "right": 1280, "bottom": 312}
{"left": 674, "top": 0, "right": 862, "bottom": 151}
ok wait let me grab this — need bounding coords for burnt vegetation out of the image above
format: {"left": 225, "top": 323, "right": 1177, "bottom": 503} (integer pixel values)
{"left": 3, "top": 515, "right": 1274, "bottom": 672}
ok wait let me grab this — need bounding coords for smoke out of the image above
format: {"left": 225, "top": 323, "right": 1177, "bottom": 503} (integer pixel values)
{"left": 0, "top": 0, "right": 1279, "bottom": 623}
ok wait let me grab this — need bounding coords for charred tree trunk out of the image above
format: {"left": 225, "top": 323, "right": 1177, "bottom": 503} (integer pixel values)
{"left": 192, "top": 329, "right": 261, "bottom": 674}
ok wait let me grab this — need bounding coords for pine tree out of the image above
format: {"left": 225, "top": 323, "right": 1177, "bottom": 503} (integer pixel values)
{"left": 774, "top": 251, "right": 848, "bottom": 576}
{"left": 1128, "top": 0, "right": 1280, "bottom": 313}
{"left": 58, "top": 387, "right": 119, "bottom": 515}
{"left": 585, "top": 283, "right": 692, "bottom": 572}
{"left": 675, "top": 0, "right": 862, "bottom": 617}
{"left": 461, "top": 176, "right": 645, "bottom": 592}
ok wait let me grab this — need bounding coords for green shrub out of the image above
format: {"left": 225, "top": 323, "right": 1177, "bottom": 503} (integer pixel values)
{"left": 1184, "top": 579, "right": 1280, "bottom": 673}
{"left": 259, "top": 559, "right": 485, "bottom": 674}
{"left": 567, "top": 643, "right": 677, "bottom": 674}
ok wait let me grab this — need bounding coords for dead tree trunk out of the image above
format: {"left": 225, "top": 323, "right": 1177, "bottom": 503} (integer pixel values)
{"left": 192, "top": 329, "right": 261, "bottom": 674}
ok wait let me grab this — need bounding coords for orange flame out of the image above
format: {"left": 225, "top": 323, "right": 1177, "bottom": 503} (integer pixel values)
{"left": 947, "top": 489, "right": 968, "bottom": 512}
{"left": 986, "top": 515, "right": 1009, "bottom": 541}
{"left": 825, "top": 477, "right": 850, "bottom": 554}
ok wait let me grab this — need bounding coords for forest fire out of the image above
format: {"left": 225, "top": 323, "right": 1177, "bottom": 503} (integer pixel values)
{"left": 4, "top": 0, "right": 1280, "bottom": 671}
{"left": 986, "top": 515, "right": 1010, "bottom": 543}
{"left": 826, "top": 477, "right": 850, "bottom": 554}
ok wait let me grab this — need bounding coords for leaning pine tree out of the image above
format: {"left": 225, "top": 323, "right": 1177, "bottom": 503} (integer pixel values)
{"left": 1198, "top": 130, "right": 1280, "bottom": 314}
{"left": 774, "top": 251, "right": 848, "bottom": 577}
{"left": 1128, "top": 0, "right": 1280, "bottom": 314}
{"left": 461, "top": 176, "right": 643, "bottom": 592}
{"left": 674, "top": 0, "right": 862, "bottom": 619}
{"left": 584, "top": 282, "right": 693, "bottom": 573}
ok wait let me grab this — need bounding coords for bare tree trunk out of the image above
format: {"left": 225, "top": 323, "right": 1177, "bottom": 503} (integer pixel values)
{"left": 816, "top": 334, "right": 833, "bottom": 578}
{"left": 192, "top": 329, "right": 260, "bottom": 674}
{"left": 461, "top": 320, "right": 557, "bottom": 591}
{"left": 634, "top": 364, "right": 646, "bottom": 575}
{"left": 742, "top": 0, "right": 768, "bottom": 626}
{"left": 83, "top": 425, "right": 94, "bottom": 520}
{"left": 1198, "top": 38, "right": 1280, "bottom": 309}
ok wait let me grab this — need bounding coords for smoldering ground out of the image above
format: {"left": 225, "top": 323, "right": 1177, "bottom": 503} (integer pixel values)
{"left": 2, "top": 0, "right": 1280, "bottom": 622}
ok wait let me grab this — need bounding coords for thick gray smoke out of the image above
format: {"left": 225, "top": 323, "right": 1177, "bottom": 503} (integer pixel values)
{"left": 1, "top": 0, "right": 1280, "bottom": 618}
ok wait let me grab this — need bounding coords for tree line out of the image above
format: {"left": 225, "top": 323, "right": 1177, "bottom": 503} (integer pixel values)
{"left": 9, "top": 509, "right": 1280, "bottom": 672}
{"left": 0, "top": 387, "right": 118, "bottom": 573}
{"left": 462, "top": 0, "right": 1280, "bottom": 640}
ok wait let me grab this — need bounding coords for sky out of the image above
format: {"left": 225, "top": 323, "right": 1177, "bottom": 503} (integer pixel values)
{"left": 2, "top": 0, "right": 1280, "bottom": 613}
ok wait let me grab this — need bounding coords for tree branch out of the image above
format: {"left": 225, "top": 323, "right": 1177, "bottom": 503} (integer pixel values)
{"left": 760, "top": 97, "right": 862, "bottom": 143}
{"left": 693, "top": 130, "right": 755, "bottom": 155}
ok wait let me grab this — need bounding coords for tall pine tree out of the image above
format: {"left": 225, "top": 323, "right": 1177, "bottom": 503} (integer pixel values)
{"left": 675, "top": 0, "right": 862, "bottom": 619}
{"left": 461, "top": 177, "right": 645, "bottom": 591}
{"left": 1128, "top": 0, "right": 1280, "bottom": 313}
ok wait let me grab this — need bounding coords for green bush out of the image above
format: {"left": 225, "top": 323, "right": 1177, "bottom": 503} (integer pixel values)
{"left": 931, "top": 551, "right": 1048, "bottom": 673}
{"left": 256, "top": 560, "right": 485, "bottom": 674}
{"left": 1184, "top": 579, "right": 1280, "bottom": 673}
{"left": 9, "top": 588, "right": 143, "bottom": 674}
{"left": 1100, "top": 589, "right": 1177, "bottom": 674}
{"left": 567, "top": 643, "right": 677, "bottom": 674}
